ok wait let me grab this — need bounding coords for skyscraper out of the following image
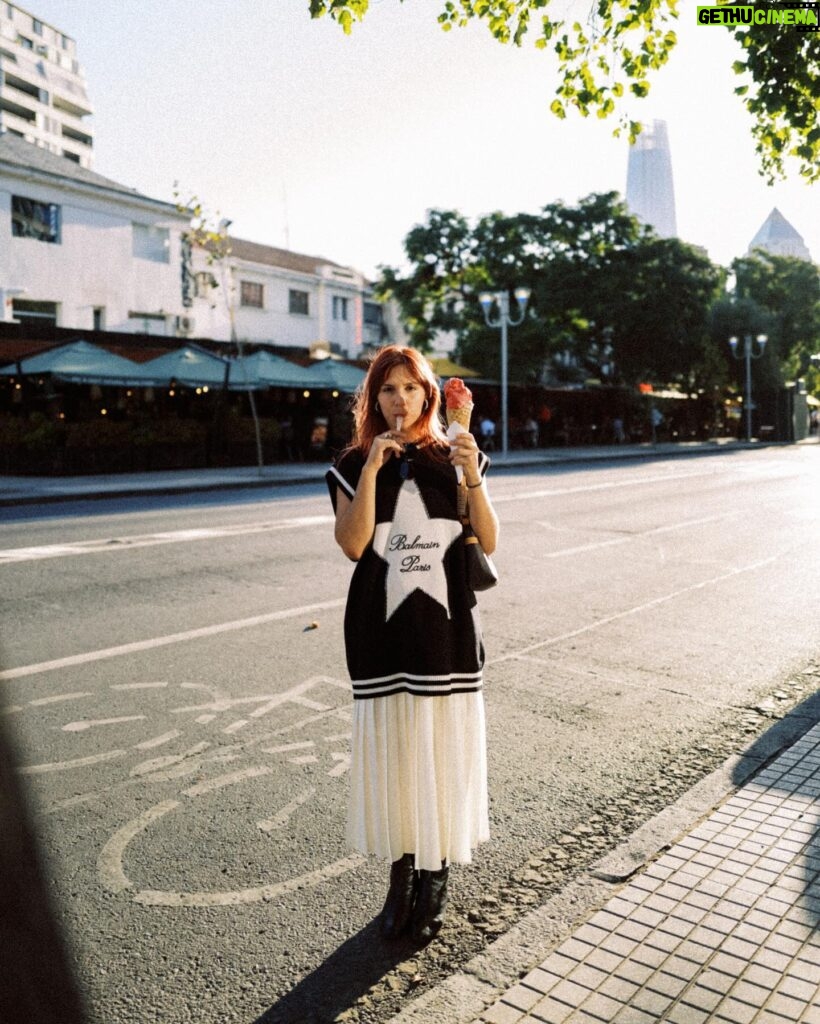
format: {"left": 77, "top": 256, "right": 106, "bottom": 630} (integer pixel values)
{"left": 0, "top": 3, "right": 93, "bottom": 168}
{"left": 625, "top": 119, "right": 677, "bottom": 239}
{"left": 747, "top": 208, "right": 812, "bottom": 261}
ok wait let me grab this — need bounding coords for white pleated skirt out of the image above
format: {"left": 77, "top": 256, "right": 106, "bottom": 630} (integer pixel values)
{"left": 347, "top": 690, "right": 489, "bottom": 872}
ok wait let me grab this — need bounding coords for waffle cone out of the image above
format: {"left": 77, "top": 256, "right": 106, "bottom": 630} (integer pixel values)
{"left": 446, "top": 405, "right": 473, "bottom": 430}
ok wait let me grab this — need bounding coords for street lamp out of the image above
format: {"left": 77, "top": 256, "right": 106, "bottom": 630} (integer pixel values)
{"left": 478, "top": 286, "right": 531, "bottom": 456}
{"left": 729, "top": 333, "right": 767, "bottom": 442}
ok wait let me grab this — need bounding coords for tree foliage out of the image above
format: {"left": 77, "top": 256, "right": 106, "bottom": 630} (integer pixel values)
{"left": 378, "top": 194, "right": 725, "bottom": 389}
{"left": 308, "top": 0, "right": 819, "bottom": 181}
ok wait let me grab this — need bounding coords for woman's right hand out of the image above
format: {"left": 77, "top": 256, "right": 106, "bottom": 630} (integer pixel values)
{"left": 364, "top": 432, "right": 403, "bottom": 474}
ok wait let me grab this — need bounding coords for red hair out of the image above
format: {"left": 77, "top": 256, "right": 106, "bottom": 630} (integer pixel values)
{"left": 351, "top": 345, "right": 447, "bottom": 456}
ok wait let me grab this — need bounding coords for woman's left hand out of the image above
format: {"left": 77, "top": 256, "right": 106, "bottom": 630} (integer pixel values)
{"left": 449, "top": 431, "right": 481, "bottom": 485}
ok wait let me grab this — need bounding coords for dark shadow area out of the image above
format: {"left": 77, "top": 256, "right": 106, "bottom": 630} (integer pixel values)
{"left": 252, "top": 919, "right": 418, "bottom": 1024}
{"left": 0, "top": 683, "right": 88, "bottom": 1023}
{"left": 732, "top": 687, "right": 820, "bottom": 928}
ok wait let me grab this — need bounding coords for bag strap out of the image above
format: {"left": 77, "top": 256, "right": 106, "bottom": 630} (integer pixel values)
{"left": 457, "top": 478, "right": 470, "bottom": 527}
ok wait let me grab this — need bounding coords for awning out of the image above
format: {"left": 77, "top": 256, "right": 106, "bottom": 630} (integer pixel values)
{"left": 302, "top": 359, "right": 366, "bottom": 393}
{"left": 428, "top": 357, "right": 481, "bottom": 379}
{"left": 139, "top": 345, "right": 245, "bottom": 390}
{"left": 233, "top": 350, "right": 316, "bottom": 389}
{"left": 0, "top": 339, "right": 153, "bottom": 387}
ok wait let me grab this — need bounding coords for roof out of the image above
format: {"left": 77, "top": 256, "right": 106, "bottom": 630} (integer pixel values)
{"left": 0, "top": 133, "right": 180, "bottom": 212}
{"left": 747, "top": 208, "right": 811, "bottom": 260}
{"left": 217, "top": 236, "right": 345, "bottom": 275}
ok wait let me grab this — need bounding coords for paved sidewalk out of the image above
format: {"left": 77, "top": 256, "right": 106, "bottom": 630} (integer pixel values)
{"left": 383, "top": 695, "right": 820, "bottom": 1024}
{"left": 0, "top": 439, "right": 787, "bottom": 507}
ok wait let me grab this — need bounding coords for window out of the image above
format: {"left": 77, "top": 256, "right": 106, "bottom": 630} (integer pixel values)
{"left": 12, "top": 300, "right": 57, "bottom": 326}
{"left": 332, "top": 296, "right": 348, "bottom": 321}
{"left": 363, "top": 302, "right": 382, "bottom": 327}
{"left": 11, "top": 195, "right": 60, "bottom": 242}
{"left": 93, "top": 307, "right": 104, "bottom": 331}
{"left": 240, "top": 280, "right": 264, "bottom": 308}
{"left": 32, "top": 17, "right": 42, "bottom": 34}
{"left": 17, "top": 34, "right": 32, "bottom": 48}
{"left": 132, "top": 223, "right": 170, "bottom": 263}
{"left": 62, "top": 34, "right": 70, "bottom": 49}
{"left": 289, "top": 289, "right": 309, "bottom": 316}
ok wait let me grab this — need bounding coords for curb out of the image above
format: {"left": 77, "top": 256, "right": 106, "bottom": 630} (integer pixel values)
{"left": 384, "top": 693, "right": 820, "bottom": 1024}
{"left": 0, "top": 440, "right": 793, "bottom": 509}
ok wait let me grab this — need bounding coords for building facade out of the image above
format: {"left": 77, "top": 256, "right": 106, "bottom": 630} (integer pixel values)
{"left": 189, "top": 236, "right": 386, "bottom": 357}
{"left": 625, "top": 119, "right": 678, "bottom": 239}
{"left": 0, "top": 2, "right": 93, "bottom": 168}
{"left": 1, "top": 133, "right": 191, "bottom": 332}
{"left": 747, "top": 207, "right": 812, "bottom": 262}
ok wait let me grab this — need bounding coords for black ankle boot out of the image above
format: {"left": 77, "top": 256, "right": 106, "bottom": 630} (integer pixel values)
{"left": 380, "top": 853, "right": 415, "bottom": 939}
{"left": 411, "top": 861, "right": 449, "bottom": 943}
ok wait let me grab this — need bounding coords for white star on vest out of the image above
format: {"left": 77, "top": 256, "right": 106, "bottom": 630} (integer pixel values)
{"left": 372, "top": 479, "right": 463, "bottom": 622}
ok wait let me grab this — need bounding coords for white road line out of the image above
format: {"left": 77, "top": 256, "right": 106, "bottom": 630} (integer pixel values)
{"left": 130, "top": 741, "right": 211, "bottom": 777}
{"left": 0, "top": 515, "right": 335, "bottom": 565}
{"left": 540, "top": 512, "right": 736, "bottom": 560}
{"left": 18, "top": 749, "right": 127, "bottom": 775}
{"left": 134, "top": 730, "right": 181, "bottom": 750}
{"left": 184, "top": 765, "right": 273, "bottom": 797}
{"left": 491, "top": 552, "right": 782, "bottom": 665}
{"left": 63, "top": 715, "right": 146, "bottom": 732}
{"left": 29, "top": 691, "right": 92, "bottom": 706}
{"left": 258, "top": 788, "right": 315, "bottom": 832}
{"left": 97, "top": 800, "right": 180, "bottom": 893}
{"left": 0, "top": 598, "right": 346, "bottom": 682}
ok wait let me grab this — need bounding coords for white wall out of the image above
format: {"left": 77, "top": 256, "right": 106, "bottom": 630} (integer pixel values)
{"left": 1, "top": 170, "right": 189, "bottom": 332}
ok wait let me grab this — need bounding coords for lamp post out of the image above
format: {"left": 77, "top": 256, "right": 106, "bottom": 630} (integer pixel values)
{"left": 729, "top": 333, "right": 767, "bottom": 442}
{"left": 478, "top": 287, "right": 531, "bottom": 456}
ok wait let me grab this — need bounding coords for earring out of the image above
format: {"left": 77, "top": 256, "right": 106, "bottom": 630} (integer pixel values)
{"left": 423, "top": 399, "right": 429, "bottom": 411}
{"left": 375, "top": 401, "right": 381, "bottom": 414}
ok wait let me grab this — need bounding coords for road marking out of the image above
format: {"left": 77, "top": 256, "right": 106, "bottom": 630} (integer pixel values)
{"left": 0, "top": 599, "right": 346, "bottom": 681}
{"left": 258, "top": 788, "right": 315, "bottom": 832}
{"left": 491, "top": 552, "right": 783, "bottom": 665}
{"left": 223, "top": 719, "right": 249, "bottom": 734}
{"left": 30, "top": 691, "right": 92, "bottom": 706}
{"left": 184, "top": 765, "right": 273, "bottom": 797}
{"left": 18, "top": 749, "right": 127, "bottom": 775}
{"left": 135, "top": 730, "right": 181, "bottom": 750}
{"left": 130, "top": 741, "right": 211, "bottom": 777}
{"left": 538, "top": 512, "right": 736, "bottom": 559}
{"left": 63, "top": 715, "right": 146, "bottom": 732}
{"left": 0, "top": 515, "right": 335, "bottom": 565}
{"left": 98, "top": 800, "right": 180, "bottom": 892}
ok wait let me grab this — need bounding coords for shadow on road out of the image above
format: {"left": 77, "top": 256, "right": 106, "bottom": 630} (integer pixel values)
{"left": 731, "top": 687, "right": 820, "bottom": 929}
{"left": 253, "top": 918, "right": 417, "bottom": 1024}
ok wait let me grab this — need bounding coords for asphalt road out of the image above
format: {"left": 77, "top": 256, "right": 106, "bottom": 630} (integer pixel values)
{"left": 2, "top": 446, "right": 819, "bottom": 1024}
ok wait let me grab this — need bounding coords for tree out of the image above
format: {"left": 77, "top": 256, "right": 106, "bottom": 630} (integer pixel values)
{"left": 378, "top": 193, "right": 725, "bottom": 389}
{"left": 732, "top": 251, "right": 820, "bottom": 380}
{"left": 308, "top": 0, "right": 820, "bottom": 182}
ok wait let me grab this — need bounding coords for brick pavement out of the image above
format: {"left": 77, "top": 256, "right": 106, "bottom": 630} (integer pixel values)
{"left": 474, "top": 722, "right": 820, "bottom": 1024}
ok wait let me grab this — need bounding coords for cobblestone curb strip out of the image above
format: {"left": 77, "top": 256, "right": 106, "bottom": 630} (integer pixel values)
{"left": 474, "top": 722, "right": 820, "bottom": 1024}
{"left": 384, "top": 701, "right": 820, "bottom": 1024}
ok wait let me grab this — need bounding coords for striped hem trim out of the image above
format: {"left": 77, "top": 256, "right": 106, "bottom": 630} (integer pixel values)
{"left": 327, "top": 465, "right": 356, "bottom": 500}
{"left": 352, "top": 671, "right": 483, "bottom": 700}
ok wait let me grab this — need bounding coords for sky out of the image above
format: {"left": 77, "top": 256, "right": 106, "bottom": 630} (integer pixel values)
{"left": 30, "top": 1, "right": 819, "bottom": 279}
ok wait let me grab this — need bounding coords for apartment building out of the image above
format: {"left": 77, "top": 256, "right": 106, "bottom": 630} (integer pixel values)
{"left": 191, "top": 237, "right": 386, "bottom": 357}
{"left": 0, "top": 2, "right": 93, "bottom": 168}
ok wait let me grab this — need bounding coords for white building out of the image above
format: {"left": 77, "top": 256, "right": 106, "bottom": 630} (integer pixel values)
{"left": 626, "top": 119, "right": 678, "bottom": 239}
{"left": 1, "top": 133, "right": 387, "bottom": 355}
{"left": 747, "top": 208, "right": 812, "bottom": 262}
{"left": 1, "top": 133, "right": 191, "bottom": 332}
{"left": 0, "top": 2, "right": 93, "bottom": 168}
{"left": 190, "top": 236, "right": 386, "bottom": 358}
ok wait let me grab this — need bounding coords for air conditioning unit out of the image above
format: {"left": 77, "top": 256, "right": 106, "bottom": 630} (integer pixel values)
{"left": 175, "top": 315, "right": 195, "bottom": 335}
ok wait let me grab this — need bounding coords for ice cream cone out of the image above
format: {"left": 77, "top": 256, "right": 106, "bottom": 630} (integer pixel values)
{"left": 446, "top": 405, "right": 473, "bottom": 432}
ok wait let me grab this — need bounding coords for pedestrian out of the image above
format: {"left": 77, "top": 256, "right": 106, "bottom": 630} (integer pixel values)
{"left": 326, "top": 345, "right": 497, "bottom": 943}
{"left": 480, "top": 414, "right": 496, "bottom": 452}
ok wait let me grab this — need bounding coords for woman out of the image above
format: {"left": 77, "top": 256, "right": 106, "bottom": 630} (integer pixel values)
{"left": 326, "top": 345, "right": 498, "bottom": 943}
